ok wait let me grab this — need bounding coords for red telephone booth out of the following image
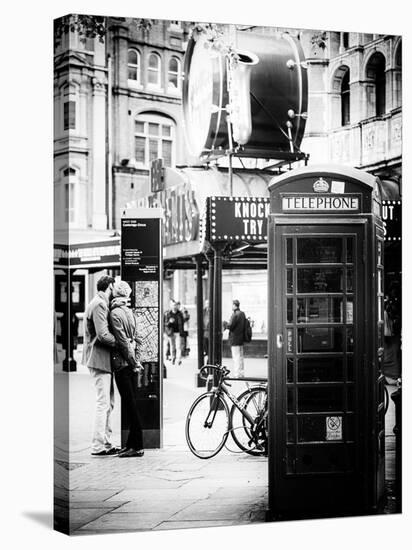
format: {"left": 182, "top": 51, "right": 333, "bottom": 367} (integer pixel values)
{"left": 267, "top": 165, "right": 385, "bottom": 519}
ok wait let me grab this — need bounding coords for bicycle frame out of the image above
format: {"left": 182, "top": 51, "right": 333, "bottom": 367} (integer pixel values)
{"left": 213, "top": 380, "right": 264, "bottom": 427}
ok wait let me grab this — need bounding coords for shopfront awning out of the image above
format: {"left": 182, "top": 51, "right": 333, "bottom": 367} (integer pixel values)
{"left": 54, "top": 233, "right": 120, "bottom": 270}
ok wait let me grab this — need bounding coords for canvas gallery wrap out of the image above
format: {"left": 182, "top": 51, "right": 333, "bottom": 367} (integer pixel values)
{"left": 54, "top": 14, "right": 402, "bottom": 535}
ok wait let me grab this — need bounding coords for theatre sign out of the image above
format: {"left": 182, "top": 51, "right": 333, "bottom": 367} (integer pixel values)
{"left": 207, "top": 196, "right": 270, "bottom": 242}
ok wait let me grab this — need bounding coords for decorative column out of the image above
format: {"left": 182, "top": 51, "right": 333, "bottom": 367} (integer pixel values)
{"left": 91, "top": 76, "right": 108, "bottom": 229}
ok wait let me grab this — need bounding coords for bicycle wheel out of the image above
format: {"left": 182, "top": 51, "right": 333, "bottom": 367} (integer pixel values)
{"left": 230, "top": 386, "right": 268, "bottom": 456}
{"left": 186, "top": 392, "right": 230, "bottom": 459}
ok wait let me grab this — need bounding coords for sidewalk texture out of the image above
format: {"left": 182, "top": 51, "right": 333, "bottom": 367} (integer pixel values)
{"left": 54, "top": 346, "right": 399, "bottom": 535}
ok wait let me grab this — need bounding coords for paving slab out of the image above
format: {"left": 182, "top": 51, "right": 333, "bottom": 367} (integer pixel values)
{"left": 69, "top": 508, "right": 117, "bottom": 531}
{"left": 110, "top": 500, "right": 195, "bottom": 514}
{"left": 69, "top": 490, "right": 121, "bottom": 502}
{"left": 153, "top": 519, "right": 251, "bottom": 530}
{"left": 76, "top": 511, "right": 174, "bottom": 532}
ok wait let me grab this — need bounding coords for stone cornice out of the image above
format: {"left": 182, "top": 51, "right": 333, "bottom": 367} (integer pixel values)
{"left": 112, "top": 86, "right": 181, "bottom": 104}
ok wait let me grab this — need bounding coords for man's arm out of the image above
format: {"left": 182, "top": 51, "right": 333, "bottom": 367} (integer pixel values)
{"left": 93, "top": 302, "right": 116, "bottom": 347}
{"left": 226, "top": 312, "right": 238, "bottom": 331}
{"left": 110, "top": 311, "right": 138, "bottom": 367}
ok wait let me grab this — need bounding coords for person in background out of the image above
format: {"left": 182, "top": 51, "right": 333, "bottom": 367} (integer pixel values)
{"left": 181, "top": 305, "right": 190, "bottom": 357}
{"left": 109, "top": 280, "right": 144, "bottom": 458}
{"left": 223, "top": 299, "right": 247, "bottom": 378}
{"left": 164, "top": 300, "right": 184, "bottom": 365}
{"left": 82, "top": 275, "right": 120, "bottom": 457}
{"left": 383, "top": 281, "right": 402, "bottom": 385}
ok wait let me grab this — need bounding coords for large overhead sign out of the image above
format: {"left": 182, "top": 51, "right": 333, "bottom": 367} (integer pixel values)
{"left": 207, "top": 196, "right": 270, "bottom": 242}
{"left": 182, "top": 29, "right": 308, "bottom": 161}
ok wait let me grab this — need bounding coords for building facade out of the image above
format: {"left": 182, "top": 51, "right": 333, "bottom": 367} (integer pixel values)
{"left": 54, "top": 18, "right": 402, "bottom": 351}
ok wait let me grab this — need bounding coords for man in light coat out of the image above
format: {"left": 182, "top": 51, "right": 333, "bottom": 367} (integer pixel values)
{"left": 82, "top": 275, "right": 119, "bottom": 456}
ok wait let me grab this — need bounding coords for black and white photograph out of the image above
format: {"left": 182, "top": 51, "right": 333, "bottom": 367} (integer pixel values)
{"left": 51, "top": 9, "right": 405, "bottom": 536}
{"left": 3, "top": 0, "right": 411, "bottom": 547}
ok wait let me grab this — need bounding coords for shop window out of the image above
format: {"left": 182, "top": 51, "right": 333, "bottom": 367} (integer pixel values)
{"left": 128, "top": 48, "right": 141, "bottom": 84}
{"left": 168, "top": 57, "right": 181, "bottom": 93}
{"left": 341, "top": 69, "right": 350, "bottom": 126}
{"left": 134, "top": 114, "right": 175, "bottom": 167}
{"left": 148, "top": 52, "right": 161, "bottom": 88}
{"left": 63, "top": 101, "right": 76, "bottom": 130}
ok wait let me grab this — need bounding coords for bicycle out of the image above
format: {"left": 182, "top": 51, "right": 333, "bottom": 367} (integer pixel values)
{"left": 185, "top": 364, "right": 268, "bottom": 459}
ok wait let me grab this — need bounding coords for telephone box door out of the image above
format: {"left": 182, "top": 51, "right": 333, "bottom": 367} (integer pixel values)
{"left": 270, "top": 221, "right": 368, "bottom": 516}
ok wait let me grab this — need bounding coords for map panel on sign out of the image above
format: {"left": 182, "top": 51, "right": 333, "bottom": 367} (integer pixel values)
{"left": 133, "top": 308, "right": 159, "bottom": 362}
{"left": 134, "top": 281, "right": 159, "bottom": 307}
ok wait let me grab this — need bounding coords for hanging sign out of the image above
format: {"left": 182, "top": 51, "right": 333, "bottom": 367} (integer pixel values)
{"left": 282, "top": 194, "right": 360, "bottom": 211}
{"left": 382, "top": 200, "right": 401, "bottom": 241}
{"left": 207, "top": 196, "right": 270, "bottom": 242}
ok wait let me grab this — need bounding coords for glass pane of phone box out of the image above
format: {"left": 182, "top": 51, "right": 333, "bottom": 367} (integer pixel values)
{"left": 297, "top": 238, "right": 343, "bottom": 263}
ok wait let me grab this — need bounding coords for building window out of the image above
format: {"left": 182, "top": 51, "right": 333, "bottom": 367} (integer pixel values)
{"left": 342, "top": 32, "right": 349, "bottom": 49}
{"left": 78, "top": 36, "right": 95, "bottom": 52}
{"left": 366, "top": 52, "right": 386, "bottom": 117}
{"left": 147, "top": 53, "right": 161, "bottom": 88}
{"left": 62, "top": 167, "right": 77, "bottom": 224}
{"left": 168, "top": 57, "right": 181, "bottom": 93}
{"left": 394, "top": 42, "right": 402, "bottom": 108}
{"left": 134, "top": 115, "right": 174, "bottom": 167}
{"left": 63, "top": 101, "right": 76, "bottom": 130}
{"left": 128, "top": 49, "right": 141, "bottom": 84}
{"left": 341, "top": 70, "right": 350, "bottom": 126}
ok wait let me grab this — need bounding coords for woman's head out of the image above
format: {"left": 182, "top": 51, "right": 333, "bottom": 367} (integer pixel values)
{"left": 112, "top": 280, "right": 132, "bottom": 299}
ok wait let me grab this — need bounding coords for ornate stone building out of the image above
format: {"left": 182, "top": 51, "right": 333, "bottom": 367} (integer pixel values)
{"left": 54, "top": 18, "right": 401, "bottom": 350}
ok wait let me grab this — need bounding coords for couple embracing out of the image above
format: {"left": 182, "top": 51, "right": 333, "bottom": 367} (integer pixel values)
{"left": 82, "top": 276, "right": 144, "bottom": 458}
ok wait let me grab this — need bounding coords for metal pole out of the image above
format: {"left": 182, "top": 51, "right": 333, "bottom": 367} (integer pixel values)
{"left": 213, "top": 245, "right": 223, "bottom": 367}
{"left": 206, "top": 250, "right": 215, "bottom": 364}
{"left": 195, "top": 255, "right": 205, "bottom": 387}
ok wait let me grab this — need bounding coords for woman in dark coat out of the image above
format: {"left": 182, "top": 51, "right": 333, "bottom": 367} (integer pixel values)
{"left": 109, "top": 280, "right": 144, "bottom": 458}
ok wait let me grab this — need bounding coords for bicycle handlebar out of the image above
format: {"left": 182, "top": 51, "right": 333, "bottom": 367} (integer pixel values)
{"left": 199, "top": 364, "right": 231, "bottom": 380}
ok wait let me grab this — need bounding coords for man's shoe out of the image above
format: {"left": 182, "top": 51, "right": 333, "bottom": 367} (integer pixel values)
{"left": 91, "top": 449, "right": 111, "bottom": 457}
{"left": 118, "top": 448, "right": 144, "bottom": 458}
{"left": 105, "top": 447, "right": 121, "bottom": 455}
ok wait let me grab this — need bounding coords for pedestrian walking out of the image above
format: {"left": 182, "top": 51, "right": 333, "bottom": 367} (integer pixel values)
{"left": 164, "top": 300, "right": 184, "bottom": 365}
{"left": 223, "top": 299, "right": 247, "bottom": 378}
{"left": 109, "top": 280, "right": 144, "bottom": 458}
{"left": 82, "top": 275, "right": 120, "bottom": 456}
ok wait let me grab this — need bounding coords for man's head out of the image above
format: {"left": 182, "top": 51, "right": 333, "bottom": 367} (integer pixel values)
{"left": 172, "top": 301, "right": 179, "bottom": 312}
{"left": 97, "top": 275, "right": 115, "bottom": 299}
{"left": 232, "top": 299, "right": 240, "bottom": 311}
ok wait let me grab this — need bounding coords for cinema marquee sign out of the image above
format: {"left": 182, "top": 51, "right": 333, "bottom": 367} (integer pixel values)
{"left": 282, "top": 194, "right": 360, "bottom": 211}
{"left": 207, "top": 196, "right": 270, "bottom": 242}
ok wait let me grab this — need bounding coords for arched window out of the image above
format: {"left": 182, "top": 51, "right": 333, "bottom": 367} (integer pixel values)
{"left": 62, "top": 167, "right": 77, "bottom": 224}
{"left": 366, "top": 52, "right": 386, "bottom": 117}
{"left": 128, "top": 49, "right": 141, "bottom": 84}
{"left": 147, "top": 53, "right": 161, "bottom": 88}
{"left": 168, "top": 57, "right": 181, "bottom": 92}
{"left": 134, "top": 114, "right": 175, "bottom": 167}
{"left": 341, "top": 69, "right": 350, "bottom": 126}
{"left": 394, "top": 42, "right": 402, "bottom": 108}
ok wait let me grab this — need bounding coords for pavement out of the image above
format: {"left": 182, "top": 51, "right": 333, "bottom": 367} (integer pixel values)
{"left": 54, "top": 344, "right": 399, "bottom": 535}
